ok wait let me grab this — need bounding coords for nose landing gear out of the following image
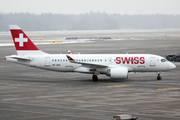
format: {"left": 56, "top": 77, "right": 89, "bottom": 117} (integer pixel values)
{"left": 157, "top": 72, "right": 162, "bottom": 80}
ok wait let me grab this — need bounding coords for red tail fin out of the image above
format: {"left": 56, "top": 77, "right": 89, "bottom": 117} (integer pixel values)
{"left": 9, "top": 25, "right": 39, "bottom": 51}
{"left": 9, "top": 25, "right": 46, "bottom": 56}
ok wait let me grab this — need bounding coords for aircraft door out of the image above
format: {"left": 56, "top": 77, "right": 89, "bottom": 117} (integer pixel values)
{"left": 45, "top": 57, "right": 50, "bottom": 67}
{"left": 150, "top": 57, "right": 156, "bottom": 66}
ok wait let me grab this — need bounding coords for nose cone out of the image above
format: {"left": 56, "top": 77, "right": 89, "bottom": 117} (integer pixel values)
{"left": 169, "top": 62, "right": 176, "bottom": 69}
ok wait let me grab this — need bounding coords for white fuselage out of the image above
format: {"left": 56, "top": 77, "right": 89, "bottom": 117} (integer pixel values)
{"left": 5, "top": 53, "right": 176, "bottom": 74}
{"left": 7, "top": 25, "right": 176, "bottom": 80}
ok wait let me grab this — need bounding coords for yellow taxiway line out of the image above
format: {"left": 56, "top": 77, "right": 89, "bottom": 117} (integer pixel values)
{"left": 156, "top": 88, "right": 180, "bottom": 91}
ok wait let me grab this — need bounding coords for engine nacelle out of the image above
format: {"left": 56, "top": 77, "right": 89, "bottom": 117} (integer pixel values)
{"left": 106, "top": 67, "right": 128, "bottom": 79}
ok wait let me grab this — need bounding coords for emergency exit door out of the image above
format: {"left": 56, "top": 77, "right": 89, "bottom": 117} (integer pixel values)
{"left": 150, "top": 57, "right": 156, "bottom": 66}
{"left": 45, "top": 57, "right": 50, "bottom": 67}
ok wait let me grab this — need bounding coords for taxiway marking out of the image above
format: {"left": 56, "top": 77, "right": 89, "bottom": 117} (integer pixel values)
{"left": 156, "top": 88, "right": 180, "bottom": 91}
{"left": 0, "top": 76, "right": 112, "bottom": 83}
{"left": 106, "top": 84, "right": 170, "bottom": 88}
{"left": 135, "top": 106, "right": 167, "bottom": 110}
{"left": 79, "top": 110, "right": 113, "bottom": 115}
{"left": 16, "top": 115, "right": 54, "bottom": 119}
{"left": 1, "top": 91, "right": 131, "bottom": 101}
{"left": 0, "top": 108, "right": 106, "bottom": 120}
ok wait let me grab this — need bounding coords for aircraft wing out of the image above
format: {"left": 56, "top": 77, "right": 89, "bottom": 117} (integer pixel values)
{"left": 66, "top": 55, "right": 108, "bottom": 68}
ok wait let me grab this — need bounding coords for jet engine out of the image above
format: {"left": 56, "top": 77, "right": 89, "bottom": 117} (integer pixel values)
{"left": 106, "top": 67, "right": 128, "bottom": 79}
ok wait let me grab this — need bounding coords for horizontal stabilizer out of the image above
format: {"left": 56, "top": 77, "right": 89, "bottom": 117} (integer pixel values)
{"left": 5, "top": 55, "right": 32, "bottom": 61}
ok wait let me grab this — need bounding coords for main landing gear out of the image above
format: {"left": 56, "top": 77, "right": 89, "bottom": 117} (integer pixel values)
{"left": 157, "top": 72, "right": 162, "bottom": 80}
{"left": 92, "top": 75, "right": 98, "bottom": 82}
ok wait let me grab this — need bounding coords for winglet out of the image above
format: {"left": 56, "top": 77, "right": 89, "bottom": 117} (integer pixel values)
{"left": 66, "top": 55, "right": 76, "bottom": 63}
{"left": 68, "top": 50, "right": 73, "bottom": 54}
{"left": 67, "top": 55, "right": 74, "bottom": 60}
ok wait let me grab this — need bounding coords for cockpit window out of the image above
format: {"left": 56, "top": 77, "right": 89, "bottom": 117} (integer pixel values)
{"left": 161, "top": 59, "right": 166, "bottom": 62}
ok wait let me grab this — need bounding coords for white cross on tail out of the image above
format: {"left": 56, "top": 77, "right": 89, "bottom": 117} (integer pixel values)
{"left": 15, "top": 33, "right": 28, "bottom": 47}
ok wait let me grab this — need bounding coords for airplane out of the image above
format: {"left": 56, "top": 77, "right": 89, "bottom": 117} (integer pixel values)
{"left": 5, "top": 25, "right": 176, "bottom": 81}
{"left": 68, "top": 50, "right": 80, "bottom": 54}
{"left": 68, "top": 50, "right": 73, "bottom": 54}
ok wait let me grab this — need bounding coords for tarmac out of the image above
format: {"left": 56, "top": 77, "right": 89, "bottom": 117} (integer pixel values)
{"left": 0, "top": 29, "right": 180, "bottom": 120}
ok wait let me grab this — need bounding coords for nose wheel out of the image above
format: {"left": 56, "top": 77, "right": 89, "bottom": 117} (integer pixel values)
{"left": 92, "top": 75, "right": 98, "bottom": 82}
{"left": 157, "top": 74, "right": 162, "bottom": 80}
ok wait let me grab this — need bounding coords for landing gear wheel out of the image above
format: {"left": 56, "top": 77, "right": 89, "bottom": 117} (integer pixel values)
{"left": 157, "top": 74, "right": 162, "bottom": 80}
{"left": 92, "top": 75, "right": 98, "bottom": 82}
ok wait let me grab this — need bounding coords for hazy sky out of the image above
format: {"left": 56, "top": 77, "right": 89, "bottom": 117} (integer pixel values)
{"left": 1, "top": 0, "right": 180, "bottom": 15}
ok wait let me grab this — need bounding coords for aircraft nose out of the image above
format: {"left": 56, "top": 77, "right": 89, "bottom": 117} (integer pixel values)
{"left": 169, "top": 62, "right": 176, "bottom": 69}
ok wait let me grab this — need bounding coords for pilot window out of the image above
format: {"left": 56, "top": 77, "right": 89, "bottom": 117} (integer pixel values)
{"left": 161, "top": 59, "right": 166, "bottom": 62}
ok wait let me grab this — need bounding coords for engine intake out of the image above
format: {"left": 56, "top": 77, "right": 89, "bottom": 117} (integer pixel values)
{"left": 106, "top": 67, "right": 128, "bottom": 79}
